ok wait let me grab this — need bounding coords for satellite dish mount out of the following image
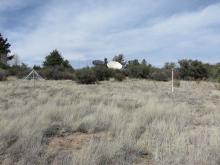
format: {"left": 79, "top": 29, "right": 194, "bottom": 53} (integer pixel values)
{"left": 23, "top": 69, "right": 44, "bottom": 80}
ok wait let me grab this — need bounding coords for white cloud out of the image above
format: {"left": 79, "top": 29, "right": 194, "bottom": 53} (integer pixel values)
{"left": 151, "top": 3, "right": 220, "bottom": 34}
{"left": 3, "top": 0, "right": 220, "bottom": 66}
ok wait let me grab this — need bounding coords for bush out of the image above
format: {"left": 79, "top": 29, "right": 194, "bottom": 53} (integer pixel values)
{"left": 218, "top": 77, "right": 220, "bottom": 83}
{"left": 214, "top": 83, "right": 220, "bottom": 90}
{"left": 0, "top": 69, "right": 8, "bottom": 81}
{"left": 174, "top": 80, "right": 180, "bottom": 87}
{"left": 40, "top": 49, "right": 74, "bottom": 80}
{"left": 196, "top": 80, "right": 201, "bottom": 85}
{"left": 125, "top": 60, "right": 150, "bottom": 79}
{"left": 178, "top": 59, "right": 208, "bottom": 80}
{"left": 151, "top": 69, "right": 169, "bottom": 81}
{"left": 206, "top": 63, "right": 220, "bottom": 81}
{"left": 39, "top": 66, "right": 75, "bottom": 80}
{"left": 93, "top": 66, "right": 112, "bottom": 81}
{"left": 76, "top": 67, "right": 97, "bottom": 84}
{"left": 0, "top": 62, "right": 10, "bottom": 70}
{"left": 113, "top": 71, "right": 126, "bottom": 81}
{"left": 8, "top": 64, "right": 30, "bottom": 79}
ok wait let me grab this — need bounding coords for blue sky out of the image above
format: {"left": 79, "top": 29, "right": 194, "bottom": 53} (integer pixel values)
{"left": 0, "top": 0, "right": 220, "bottom": 67}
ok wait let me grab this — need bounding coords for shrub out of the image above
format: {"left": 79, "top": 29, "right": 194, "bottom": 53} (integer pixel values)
{"left": 93, "top": 66, "right": 112, "bottom": 81}
{"left": 178, "top": 59, "right": 208, "bottom": 80}
{"left": 151, "top": 69, "right": 169, "bottom": 81}
{"left": 40, "top": 50, "right": 74, "bottom": 80}
{"left": 8, "top": 64, "right": 30, "bottom": 79}
{"left": 76, "top": 67, "right": 97, "bottom": 84}
{"left": 0, "top": 69, "right": 8, "bottom": 81}
{"left": 215, "top": 83, "right": 220, "bottom": 90}
{"left": 0, "top": 62, "right": 10, "bottom": 69}
{"left": 196, "top": 80, "right": 201, "bottom": 84}
{"left": 42, "top": 125, "right": 72, "bottom": 139}
{"left": 125, "top": 60, "right": 150, "bottom": 79}
{"left": 113, "top": 71, "right": 126, "bottom": 81}
{"left": 39, "top": 66, "right": 75, "bottom": 80}
{"left": 174, "top": 80, "right": 180, "bottom": 87}
{"left": 218, "top": 77, "right": 220, "bottom": 83}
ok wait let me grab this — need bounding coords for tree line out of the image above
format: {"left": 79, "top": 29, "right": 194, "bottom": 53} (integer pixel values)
{"left": 0, "top": 33, "right": 219, "bottom": 83}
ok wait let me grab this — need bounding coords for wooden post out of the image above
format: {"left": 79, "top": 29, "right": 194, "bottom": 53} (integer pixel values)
{"left": 33, "top": 70, "right": 35, "bottom": 88}
{"left": 172, "top": 69, "right": 174, "bottom": 93}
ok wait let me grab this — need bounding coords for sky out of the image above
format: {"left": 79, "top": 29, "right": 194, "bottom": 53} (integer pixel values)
{"left": 0, "top": 0, "right": 220, "bottom": 68}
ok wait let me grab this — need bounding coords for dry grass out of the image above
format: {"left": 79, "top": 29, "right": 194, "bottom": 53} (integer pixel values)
{"left": 0, "top": 80, "right": 220, "bottom": 165}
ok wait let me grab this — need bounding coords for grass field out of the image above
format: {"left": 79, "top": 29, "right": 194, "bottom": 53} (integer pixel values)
{"left": 0, "top": 80, "right": 220, "bottom": 165}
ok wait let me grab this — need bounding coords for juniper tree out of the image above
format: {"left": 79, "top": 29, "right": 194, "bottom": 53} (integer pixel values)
{"left": 0, "top": 33, "right": 13, "bottom": 65}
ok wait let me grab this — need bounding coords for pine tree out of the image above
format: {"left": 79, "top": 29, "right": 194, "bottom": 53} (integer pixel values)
{"left": 0, "top": 33, "right": 13, "bottom": 65}
{"left": 104, "top": 58, "right": 108, "bottom": 65}
{"left": 43, "top": 49, "right": 72, "bottom": 69}
{"left": 113, "top": 54, "right": 126, "bottom": 66}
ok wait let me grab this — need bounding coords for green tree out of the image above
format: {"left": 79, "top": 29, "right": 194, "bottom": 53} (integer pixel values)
{"left": 163, "top": 62, "right": 176, "bottom": 70}
{"left": 33, "top": 65, "right": 41, "bottom": 70}
{"left": 104, "top": 58, "right": 108, "bottom": 65}
{"left": 42, "top": 50, "right": 74, "bottom": 80}
{"left": 113, "top": 54, "right": 126, "bottom": 66}
{"left": 204, "top": 63, "right": 220, "bottom": 81}
{"left": 178, "top": 59, "right": 208, "bottom": 80}
{"left": 141, "top": 59, "right": 147, "bottom": 65}
{"left": 43, "top": 49, "right": 72, "bottom": 69}
{"left": 126, "top": 59, "right": 151, "bottom": 78}
{"left": 0, "top": 33, "right": 13, "bottom": 65}
{"left": 43, "top": 50, "right": 64, "bottom": 67}
{"left": 62, "top": 59, "right": 72, "bottom": 68}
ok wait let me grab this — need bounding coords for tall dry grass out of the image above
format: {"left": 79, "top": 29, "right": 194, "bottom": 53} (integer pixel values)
{"left": 0, "top": 80, "right": 220, "bottom": 165}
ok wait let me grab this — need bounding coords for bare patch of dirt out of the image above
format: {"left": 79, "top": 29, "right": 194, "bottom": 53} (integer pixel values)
{"left": 134, "top": 152, "right": 155, "bottom": 165}
{"left": 45, "top": 129, "right": 156, "bottom": 164}
{"left": 47, "top": 132, "right": 110, "bottom": 153}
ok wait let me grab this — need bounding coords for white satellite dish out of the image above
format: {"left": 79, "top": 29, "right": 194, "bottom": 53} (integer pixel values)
{"left": 107, "top": 61, "right": 122, "bottom": 70}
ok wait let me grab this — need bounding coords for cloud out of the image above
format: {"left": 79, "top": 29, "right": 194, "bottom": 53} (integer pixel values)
{"left": 1, "top": 0, "right": 220, "bottom": 67}
{"left": 0, "top": 0, "right": 25, "bottom": 11}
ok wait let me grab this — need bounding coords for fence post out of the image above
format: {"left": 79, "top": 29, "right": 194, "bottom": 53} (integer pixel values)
{"left": 172, "top": 68, "right": 174, "bottom": 93}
